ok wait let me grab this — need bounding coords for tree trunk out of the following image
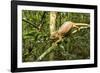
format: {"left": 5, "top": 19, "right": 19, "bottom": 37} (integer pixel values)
{"left": 49, "top": 11, "right": 57, "bottom": 60}
{"left": 36, "top": 12, "right": 57, "bottom": 61}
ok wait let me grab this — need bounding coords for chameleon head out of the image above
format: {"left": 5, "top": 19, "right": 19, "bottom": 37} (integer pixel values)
{"left": 50, "top": 31, "right": 59, "bottom": 40}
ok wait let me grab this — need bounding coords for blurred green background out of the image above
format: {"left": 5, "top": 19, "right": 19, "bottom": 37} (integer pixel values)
{"left": 22, "top": 10, "right": 90, "bottom": 62}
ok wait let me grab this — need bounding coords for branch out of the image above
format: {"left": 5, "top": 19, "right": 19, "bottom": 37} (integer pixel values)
{"left": 72, "top": 26, "right": 90, "bottom": 34}
{"left": 38, "top": 12, "right": 46, "bottom": 30}
{"left": 36, "top": 43, "right": 57, "bottom": 61}
{"left": 75, "top": 23, "right": 89, "bottom": 26}
{"left": 22, "top": 19, "right": 39, "bottom": 30}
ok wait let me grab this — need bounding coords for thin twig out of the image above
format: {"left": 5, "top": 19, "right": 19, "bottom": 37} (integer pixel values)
{"left": 38, "top": 12, "right": 46, "bottom": 30}
{"left": 75, "top": 23, "right": 89, "bottom": 26}
{"left": 72, "top": 26, "right": 89, "bottom": 34}
{"left": 22, "top": 19, "right": 39, "bottom": 30}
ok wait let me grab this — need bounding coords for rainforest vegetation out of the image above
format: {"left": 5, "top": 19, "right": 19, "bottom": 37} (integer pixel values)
{"left": 22, "top": 10, "right": 90, "bottom": 62}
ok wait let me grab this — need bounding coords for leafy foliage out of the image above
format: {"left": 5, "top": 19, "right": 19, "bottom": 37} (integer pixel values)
{"left": 22, "top": 10, "right": 90, "bottom": 62}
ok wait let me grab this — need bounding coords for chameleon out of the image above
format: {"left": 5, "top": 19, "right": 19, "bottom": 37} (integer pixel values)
{"left": 50, "top": 21, "right": 80, "bottom": 43}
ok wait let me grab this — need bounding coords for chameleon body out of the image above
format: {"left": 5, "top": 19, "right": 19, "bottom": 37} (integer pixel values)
{"left": 50, "top": 21, "right": 79, "bottom": 43}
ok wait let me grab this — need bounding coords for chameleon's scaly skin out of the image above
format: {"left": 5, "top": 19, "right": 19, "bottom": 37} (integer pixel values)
{"left": 58, "top": 21, "right": 74, "bottom": 35}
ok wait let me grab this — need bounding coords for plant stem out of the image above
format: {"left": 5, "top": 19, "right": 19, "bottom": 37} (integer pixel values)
{"left": 22, "top": 19, "right": 39, "bottom": 30}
